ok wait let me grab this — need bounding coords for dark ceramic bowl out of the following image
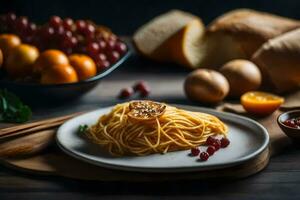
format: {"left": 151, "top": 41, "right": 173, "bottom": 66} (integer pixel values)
{"left": 277, "top": 110, "right": 300, "bottom": 140}
{"left": 0, "top": 48, "right": 131, "bottom": 102}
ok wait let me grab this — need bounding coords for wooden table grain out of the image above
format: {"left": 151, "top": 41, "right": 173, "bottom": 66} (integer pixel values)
{"left": 1, "top": 57, "right": 300, "bottom": 200}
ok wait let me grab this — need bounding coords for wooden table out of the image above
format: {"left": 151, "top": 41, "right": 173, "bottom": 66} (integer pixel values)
{"left": 1, "top": 57, "right": 300, "bottom": 200}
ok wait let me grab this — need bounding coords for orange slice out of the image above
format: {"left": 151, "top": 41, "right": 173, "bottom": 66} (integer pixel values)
{"left": 128, "top": 100, "right": 166, "bottom": 121}
{"left": 241, "top": 91, "right": 284, "bottom": 116}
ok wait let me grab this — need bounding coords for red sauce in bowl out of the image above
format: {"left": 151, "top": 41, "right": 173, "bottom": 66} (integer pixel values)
{"left": 283, "top": 117, "right": 300, "bottom": 129}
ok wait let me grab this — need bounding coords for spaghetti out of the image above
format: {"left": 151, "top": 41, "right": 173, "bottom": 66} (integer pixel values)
{"left": 86, "top": 100, "right": 228, "bottom": 156}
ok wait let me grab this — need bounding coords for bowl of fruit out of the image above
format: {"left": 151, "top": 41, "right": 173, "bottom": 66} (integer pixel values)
{"left": 0, "top": 13, "right": 130, "bottom": 101}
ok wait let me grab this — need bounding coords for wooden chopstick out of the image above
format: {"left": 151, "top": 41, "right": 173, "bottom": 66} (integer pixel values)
{"left": 0, "top": 111, "right": 84, "bottom": 139}
{"left": 0, "top": 121, "right": 62, "bottom": 139}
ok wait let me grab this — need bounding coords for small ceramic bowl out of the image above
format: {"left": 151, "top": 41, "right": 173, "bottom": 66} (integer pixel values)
{"left": 277, "top": 110, "right": 300, "bottom": 140}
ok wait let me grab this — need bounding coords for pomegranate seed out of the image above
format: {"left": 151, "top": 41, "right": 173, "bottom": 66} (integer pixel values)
{"left": 133, "top": 81, "right": 151, "bottom": 97}
{"left": 205, "top": 136, "right": 217, "bottom": 146}
{"left": 212, "top": 140, "right": 221, "bottom": 151}
{"left": 200, "top": 152, "right": 209, "bottom": 161}
{"left": 133, "top": 81, "right": 148, "bottom": 91}
{"left": 206, "top": 146, "right": 215, "bottom": 156}
{"left": 221, "top": 138, "right": 230, "bottom": 148}
{"left": 190, "top": 147, "right": 200, "bottom": 156}
{"left": 140, "top": 87, "right": 150, "bottom": 97}
{"left": 118, "top": 87, "right": 134, "bottom": 99}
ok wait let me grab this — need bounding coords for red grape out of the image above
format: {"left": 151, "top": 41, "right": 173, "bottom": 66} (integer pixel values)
{"left": 97, "top": 60, "right": 110, "bottom": 71}
{"left": 27, "top": 23, "right": 37, "bottom": 35}
{"left": 16, "top": 16, "right": 28, "bottom": 31}
{"left": 49, "top": 16, "right": 62, "bottom": 28}
{"left": 62, "top": 36, "right": 77, "bottom": 48}
{"left": 63, "top": 18, "right": 73, "bottom": 30}
{"left": 87, "top": 42, "right": 100, "bottom": 56}
{"left": 108, "top": 34, "right": 117, "bottom": 42}
{"left": 98, "top": 40, "right": 107, "bottom": 51}
{"left": 83, "top": 23, "right": 95, "bottom": 38}
{"left": 106, "top": 40, "right": 116, "bottom": 51}
{"left": 41, "top": 26, "right": 55, "bottom": 38}
{"left": 69, "top": 37, "right": 78, "bottom": 47}
{"left": 107, "top": 51, "right": 120, "bottom": 63}
{"left": 94, "top": 53, "right": 107, "bottom": 63}
{"left": 55, "top": 25, "right": 65, "bottom": 37}
{"left": 114, "top": 42, "right": 127, "bottom": 54}
{"left": 62, "top": 30, "right": 72, "bottom": 39}
{"left": 6, "top": 12, "right": 17, "bottom": 25}
{"left": 76, "top": 20, "right": 86, "bottom": 32}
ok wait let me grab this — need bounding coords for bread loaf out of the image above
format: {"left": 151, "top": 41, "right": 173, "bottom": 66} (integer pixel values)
{"left": 252, "top": 28, "right": 300, "bottom": 93}
{"left": 133, "top": 10, "right": 206, "bottom": 68}
{"left": 204, "top": 9, "right": 300, "bottom": 68}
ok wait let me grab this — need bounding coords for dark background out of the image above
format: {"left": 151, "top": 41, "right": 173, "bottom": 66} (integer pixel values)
{"left": 1, "top": 0, "right": 300, "bottom": 35}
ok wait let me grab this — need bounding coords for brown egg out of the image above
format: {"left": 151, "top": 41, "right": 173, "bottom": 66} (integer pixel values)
{"left": 184, "top": 69, "right": 229, "bottom": 104}
{"left": 41, "top": 64, "right": 78, "bottom": 84}
{"left": 220, "top": 59, "right": 261, "bottom": 97}
{"left": 6, "top": 44, "right": 39, "bottom": 78}
{"left": 69, "top": 54, "right": 97, "bottom": 81}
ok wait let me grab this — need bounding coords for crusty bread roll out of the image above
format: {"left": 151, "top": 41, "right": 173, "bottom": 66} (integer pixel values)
{"left": 252, "top": 28, "right": 300, "bottom": 93}
{"left": 133, "top": 10, "right": 206, "bottom": 68}
{"left": 204, "top": 9, "right": 300, "bottom": 68}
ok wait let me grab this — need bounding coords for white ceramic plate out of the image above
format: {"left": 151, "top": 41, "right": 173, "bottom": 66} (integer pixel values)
{"left": 56, "top": 105, "right": 269, "bottom": 173}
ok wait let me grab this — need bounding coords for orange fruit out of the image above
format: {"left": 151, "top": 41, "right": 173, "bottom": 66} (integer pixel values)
{"left": 241, "top": 91, "right": 284, "bottom": 116}
{"left": 0, "top": 48, "right": 3, "bottom": 68}
{"left": 41, "top": 64, "right": 78, "bottom": 84}
{"left": 0, "top": 34, "right": 21, "bottom": 57}
{"left": 33, "top": 49, "right": 69, "bottom": 74}
{"left": 6, "top": 44, "right": 39, "bottom": 78}
{"left": 69, "top": 54, "right": 97, "bottom": 81}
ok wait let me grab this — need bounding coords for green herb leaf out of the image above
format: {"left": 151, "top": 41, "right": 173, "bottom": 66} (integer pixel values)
{"left": 78, "top": 124, "right": 88, "bottom": 134}
{"left": 0, "top": 89, "right": 32, "bottom": 123}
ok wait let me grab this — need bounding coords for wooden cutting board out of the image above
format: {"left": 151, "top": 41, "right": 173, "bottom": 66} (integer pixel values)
{"left": 0, "top": 107, "right": 291, "bottom": 181}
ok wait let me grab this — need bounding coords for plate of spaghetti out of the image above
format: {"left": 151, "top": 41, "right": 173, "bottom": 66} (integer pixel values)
{"left": 56, "top": 100, "right": 269, "bottom": 172}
